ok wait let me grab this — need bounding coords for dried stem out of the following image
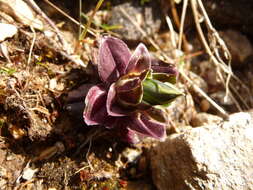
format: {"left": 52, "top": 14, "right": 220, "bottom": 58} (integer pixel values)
{"left": 170, "top": 0, "right": 190, "bottom": 52}
{"left": 190, "top": 0, "right": 245, "bottom": 111}
{"left": 27, "top": 26, "right": 36, "bottom": 66}
{"left": 165, "top": 15, "right": 177, "bottom": 49}
{"left": 178, "top": 0, "right": 188, "bottom": 50}
{"left": 79, "top": 0, "right": 105, "bottom": 40}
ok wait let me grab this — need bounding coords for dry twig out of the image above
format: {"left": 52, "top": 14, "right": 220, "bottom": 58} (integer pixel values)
{"left": 190, "top": 0, "right": 252, "bottom": 111}
{"left": 27, "top": 26, "right": 36, "bottom": 66}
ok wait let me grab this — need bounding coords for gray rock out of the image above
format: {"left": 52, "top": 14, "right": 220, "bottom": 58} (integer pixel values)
{"left": 151, "top": 112, "right": 253, "bottom": 190}
{"left": 187, "top": 71, "right": 208, "bottom": 97}
{"left": 191, "top": 112, "right": 223, "bottom": 127}
{"left": 219, "top": 30, "right": 253, "bottom": 68}
{"left": 108, "top": 2, "right": 162, "bottom": 42}
{"left": 166, "top": 93, "right": 196, "bottom": 128}
{"left": 203, "top": 0, "right": 253, "bottom": 37}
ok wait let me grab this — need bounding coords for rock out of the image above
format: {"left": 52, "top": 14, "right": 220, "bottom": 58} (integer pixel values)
{"left": 126, "top": 180, "right": 154, "bottom": 190}
{"left": 209, "top": 91, "right": 236, "bottom": 112}
{"left": 191, "top": 112, "right": 223, "bottom": 127}
{"left": 122, "top": 147, "right": 142, "bottom": 163}
{"left": 151, "top": 112, "right": 253, "bottom": 190}
{"left": 20, "top": 166, "right": 38, "bottom": 181}
{"left": 199, "top": 99, "right": 210, "bottom": 112}
{"left": 0, "top": 146, "right": 25, "bottom": 189}
{"left": 5, "top": 94, "right": 52, "bottom": 141}
{"left": 187, "top": 71, "right": 208, "bottom": 97}
{"left": 0, "top": 23, "right": 17, "bottom": 42}
{"left": 65, "top": 84, "right": 94, "bottom": 123}
{"left": 0, "top": 0, "right": 44, "bottom": 30}
{"left": 203, "top": 0, "right": 253, "bottom": 38}
{"left": 197, "top": 61, "right": 220, "bottom": 87}
{"left": 166, "top": 92, "right": 196, "bottom": 128}
{"left": 108, "top": 2, "right": 162, "bottom": 42}
{"left": 219, "top": 30, "right": 253, "bottom": 68}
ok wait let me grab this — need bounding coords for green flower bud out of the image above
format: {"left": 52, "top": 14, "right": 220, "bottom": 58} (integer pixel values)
{"left": 142, "top": 78, "right": 182, "bottom": 106}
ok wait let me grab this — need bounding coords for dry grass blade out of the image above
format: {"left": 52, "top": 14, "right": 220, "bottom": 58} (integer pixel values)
{"left": 79, "top": 0, "right": 105, "bottom": 40}
{"left": 79, "top": 0, "right": 82, "bottom": 37}
{"left": 165, "top": 15, "right": 177, "bottom": 49}
{"left": 178, "top": 0, "right": 188, "bottom": 50}
{"left": 27, "top": 26, "right": 36, "bottom": 66}
{"left": 170, "top": 0, "right": 190, "bottom": 52}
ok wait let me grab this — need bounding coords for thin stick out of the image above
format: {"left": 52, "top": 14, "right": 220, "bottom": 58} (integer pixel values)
{"left": 86, "top": 138, "right": 94, "bottom": 171}
{"left": 170, "top": 0, "right": 181, "bottom": 29}
{"left": 80, "top": 0, "right": 105, "bottom": 40}
{"left": 181, "top": 71, "right": 228, "bottom": 117}
{"left": 196, "top": 0, "right": 252, "bottom": 106}
{"left": 175, "top": 50, "right": 204, "bottom": 61}
{"left": 229, "top": 83, "right": 251, "bottom": 110}
{"left": 190, "top": 0, "right": 243, "bottom": 112}
{"left": 74, "top": 128, "right": 102, "bottom": 156}
{"left": 178, "top": 0, "right": 188, "bottom": 50}
{"left": 170, "top": 0, "right": 189, "bottom": 52}
{"left": 27, "top": 26, "right": 36, "bottom": 66}
{"left": 165, "top": 15, "right": 177, "bottom": 49}
{"left": 79, "top": 0, "right": 82, "bottom": 37}
{"left": 196, "top": 0, "right": 232, "bottom": 101}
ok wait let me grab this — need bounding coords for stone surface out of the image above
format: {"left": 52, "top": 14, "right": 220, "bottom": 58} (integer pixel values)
{"left": 0, "top": 23, "right": 17, "bottom": 42}
{"left": 0, "top": 144, "right": 25, "bottom": 189}
{"left": 191, "top": 112, "right": 223, "bottom": 127}
{"left": 0, "top": 0, "right": 43, "bottom": 30}
{"left": 151, "top": 112, "right": 253, "bottom": 190}
{"left": 166, "top": 92, "right": 196, "bottom": 128}
{"left": 219, "top": 30, "right": 253, "bottom": 67}
{"left": 108, "top": 2, "right": 162, "bottom": 42}
{"left": 203, "top": 0, "right": 253, "bottom": 38}
{"left": 188, "top": 71, "right": 208, "bottom": 97}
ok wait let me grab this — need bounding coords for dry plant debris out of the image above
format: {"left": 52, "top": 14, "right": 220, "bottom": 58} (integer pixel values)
{"left": 0, "top": 0, "right": 252, "bottom": 189}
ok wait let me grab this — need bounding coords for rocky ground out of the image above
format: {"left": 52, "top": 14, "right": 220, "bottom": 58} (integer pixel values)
{"left": 0, "top": 0, "right": 253, "bottom": 190}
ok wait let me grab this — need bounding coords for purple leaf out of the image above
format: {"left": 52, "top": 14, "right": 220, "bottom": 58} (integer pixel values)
{"left": 126, "top": 43, "right": 151, "bottom": 79}
{"left": 130, "top": 108, "right": 167, "bottom": 140}
{"left": 98, "top": 36, "right": 131, "bottom": 83}
{"left": 67, "top": 84, "right": 94, "bottom": 103}
{"left": 114, "top": 118, "right": 141, "bottom": 144}
{"left": 116, "top": 75, "right": 143, "bottom": 107}
{"left": 151, "top": 58, "right": 178, "bottom": 75}
{"left": 106, "top": 83, "right": 129, "bottom": 116}
{"left": 121, "top": 127, "right": 141, "bottom": 144}
{"left": 83, "top": 84, "right": 108, "bottom": 125}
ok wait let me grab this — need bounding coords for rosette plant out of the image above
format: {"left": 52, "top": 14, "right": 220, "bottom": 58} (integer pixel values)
{"left": 83, "top": 36, "right": 182, "bottom": 143}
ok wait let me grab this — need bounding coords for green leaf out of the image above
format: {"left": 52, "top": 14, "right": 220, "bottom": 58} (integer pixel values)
{"left": 142, "top": 78, "right": 182, "bottom": 106}
{"left": 0, "top": 67, "right": 16, "bottom": 75}
{"left": 100, "top": 24, "right": 122, "bottom": 31}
